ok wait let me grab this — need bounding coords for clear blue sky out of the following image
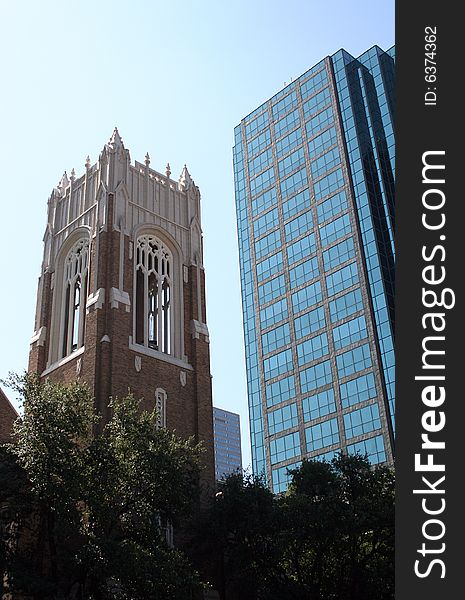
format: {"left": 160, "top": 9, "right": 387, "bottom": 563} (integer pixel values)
{"left": 0, "top": 0, "right": 394, "bottom": 470}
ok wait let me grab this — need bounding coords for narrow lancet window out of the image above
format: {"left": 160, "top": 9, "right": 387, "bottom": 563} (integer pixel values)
{"left": 61, "top": 238, "right": 89, "bottom": 358}
{"left": 72, "top": 280, "right": 81, "bottom": 351}
{"left": 135, "top": 235, "right": 172, "bottom": 354}
{"left": 148, "top": 274, "right": 158, "bottom": 349}
{"left": 162, "top": 278, "right": 170, "bottom": 354}
{"left": 155, "top": 388, "right": 167, "bottom": 428}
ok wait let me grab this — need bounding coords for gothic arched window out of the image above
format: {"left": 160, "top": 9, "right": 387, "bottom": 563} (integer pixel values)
{"left": 61, "top": 238, "right": 89, "bottom": 358}
{"left": 135, "top": 235, "right": 172, "bottom": 354}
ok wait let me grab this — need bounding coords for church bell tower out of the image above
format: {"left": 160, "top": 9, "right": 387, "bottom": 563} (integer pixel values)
{"left": 28, "top": 129, "right": 215, "bottom": 486}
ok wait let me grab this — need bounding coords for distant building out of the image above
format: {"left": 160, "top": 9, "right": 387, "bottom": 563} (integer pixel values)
{"left": 233, "top": 46, "right": 395, "bottom": 493}
{"left": 0, "top": 388, "right": 18, "bottom": 443}
{"left": 213, "top": 407, "right": 242, "bottom": 480}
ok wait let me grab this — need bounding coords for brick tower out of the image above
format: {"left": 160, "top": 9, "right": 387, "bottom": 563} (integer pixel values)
{"left": 28, "top": 129, "right": 215, "bottom": 488}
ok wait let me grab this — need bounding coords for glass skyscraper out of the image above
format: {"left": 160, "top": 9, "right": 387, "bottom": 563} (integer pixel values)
{"left": 213, "top": 407, "right": 242, "bottom": 480}
{"left": 233, "top": 45, "right": 395, "bottom": 493}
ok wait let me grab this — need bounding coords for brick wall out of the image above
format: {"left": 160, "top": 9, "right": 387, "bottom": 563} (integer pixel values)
{"left": 28, "top": 195, "right": 215, "bottom": 491}
{"left": 0, "top": 388, "right": 18, "bottom": 443}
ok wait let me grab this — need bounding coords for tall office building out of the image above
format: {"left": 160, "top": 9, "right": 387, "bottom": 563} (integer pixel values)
{"left": 213, "top": 406, "right": 242, "bottom": 480}
{"left": 233, "top": 46, "right": 395, "bottom": 493}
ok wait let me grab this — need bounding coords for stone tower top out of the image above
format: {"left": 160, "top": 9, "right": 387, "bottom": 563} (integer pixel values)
{"left": 41, "top": 130, "right": 203, "bottom": 278}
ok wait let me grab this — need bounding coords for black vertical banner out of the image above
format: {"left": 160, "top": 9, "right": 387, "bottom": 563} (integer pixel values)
{"left": 396, "top": 2, "right": 463, "bottom": 598}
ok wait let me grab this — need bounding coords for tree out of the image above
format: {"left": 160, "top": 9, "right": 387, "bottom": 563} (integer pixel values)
{"left": 1, "top": 374, "right": 394, "bottom": 599}
{"left": 193, "top": 472, "right": 280, "bottom": 600}
{"left": 0, "top": 372, "right": 205, "bottom": 600}
{"left": 279, "top": 454, "right": 394, "bottom": 600}
{"left": 198, "top": 455, "right": 394, "bottom": 600}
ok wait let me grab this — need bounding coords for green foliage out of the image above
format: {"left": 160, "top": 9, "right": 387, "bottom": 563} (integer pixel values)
{"left": 0, "top": 372, "right": 204, "bottom": 600}
{"left": 197, "top": 455, "right": 394, "bottom": 600}
{"left": 278, "top": 455, "right": 395, "bottom": 600}
{"left": 194, "top": 472, "right": 278, "bottom": 599}
{"left": 1, "top": 372, "right": 394, "bottom": 599}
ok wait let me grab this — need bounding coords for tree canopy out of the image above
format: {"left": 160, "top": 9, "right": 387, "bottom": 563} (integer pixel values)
{"left": 0, "top": 373, "right": 204, "bottom": 600}
{"left": 1, "top": 373, "right": 394, "bottom": 600}
{"left": 196, "top": 454, "right": 394, "bottom": 600}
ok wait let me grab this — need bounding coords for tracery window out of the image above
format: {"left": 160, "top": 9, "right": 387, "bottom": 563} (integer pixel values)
{"left": 61, "top": 238, "right": 89, "bottom": 358}
{"left": 135, "top": 235, "right": 172, "bottom": 354}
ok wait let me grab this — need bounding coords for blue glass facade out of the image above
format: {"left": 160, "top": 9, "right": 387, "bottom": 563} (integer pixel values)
{"left": 233, "top": 46, "right": 395, "bottom": 493}
{"left": 332, "top": 46, "right": 395, "bottom": 429}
